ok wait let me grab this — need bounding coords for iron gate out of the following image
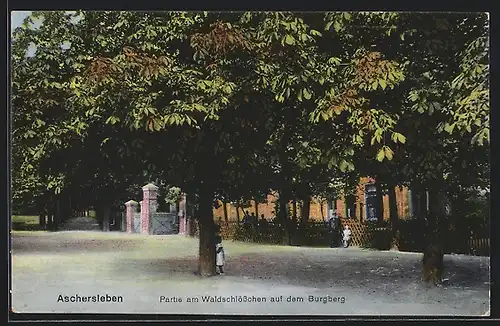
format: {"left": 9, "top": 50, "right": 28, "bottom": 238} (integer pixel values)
{"left": 150, "top": 212, "right": 177, "bottom": 235}
{"left": 133, "top": 212, "right": 141, "bottom": 233}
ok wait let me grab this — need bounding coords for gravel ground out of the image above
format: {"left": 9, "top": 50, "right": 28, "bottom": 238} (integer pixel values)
{"left": 11, "top": 231, "right": 490, "bottom": 316}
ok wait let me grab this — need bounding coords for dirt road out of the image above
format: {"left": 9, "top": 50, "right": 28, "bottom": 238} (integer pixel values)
{"left": 11, "top": 231, "right": 490, "bottom": 316}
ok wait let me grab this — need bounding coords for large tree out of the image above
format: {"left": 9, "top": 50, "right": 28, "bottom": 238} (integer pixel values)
{"left": 312, "top": 12, "right": 489, "bottom": 283}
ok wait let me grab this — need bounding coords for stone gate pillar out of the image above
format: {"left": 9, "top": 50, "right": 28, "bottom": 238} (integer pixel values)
{"left": 125, "top": 200, "right": 138, "bottom": 233}
{"left": 141, "top": 183, "right": 158, "bottom": 234}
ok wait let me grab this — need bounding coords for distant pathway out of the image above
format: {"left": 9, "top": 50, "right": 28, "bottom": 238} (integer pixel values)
{"left": 58, "top": 216, "right": 101, "bottom": 231}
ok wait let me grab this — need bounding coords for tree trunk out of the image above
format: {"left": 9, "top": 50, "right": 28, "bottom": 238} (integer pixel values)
{"left": 95, "top": 203, "right": 104, "bottom": 230}
{"left": 358, "top": 202, "right": 363, "bottom": 222}
{"left": 427, "top": 189, "right": 443, "bottom": 231}
{"left": 422, "top": 187, "right": 445, "bottom": 286}
{"left": 319, "top": 199, "right": 325, "bottom": 221}
{"left": 252, "top": 200, "right": 258, "bottom": 242}
{"left": 290, "top": 200, "right": 298, "bottom": 244}
{"left": 197, "top": 190, "right": 216, "bottom": 277}
{"left": 54, "top": 199, "right": 61, "bottom": 231}
{"left": 278, "top": 191, "right": 291, "bottom": 246}
{"left": 301, "top": 197, "right": 311, "bottom": 226}
{"left": 39, "top": 213, "right": 46, "bottom": 227}
{"left": 375, "top": 179, "right": 384, "bottom": 224}
{"left": 61, "top": 197, "right": 71, "bottom": 224}
{"left": 38, "top": 204, "right": 46, "bottom": 228}
{"left": 47, "top": 200, "right": 56, "bottom": 231}
{"left": 222, "top": 201, "right": 228, "bottom": 223}
{"left": 102, "top": 204, "right": 111, "bottom": 232}
{"left": 68, "top": 195, "right": 72, "bottom": 220}
{"left": 418, "top": 190, "right": 428, "bottom": 220}
{"left": 46, "top": 203, "right": 53, "bottom": 230}
{"left": 388, "top": 183, "right": 400, "bottom": 251}
{"left": 300, "top": 195, "right": 311, "bottom": 245}
{"left": 235, "top": 205, "right": 240, "bottom": 222}
{"left": 450, "top": 192, "right": 468, "bottom": 253}
{"left": 47, "top": 214, "right": 53, "bottom": 230}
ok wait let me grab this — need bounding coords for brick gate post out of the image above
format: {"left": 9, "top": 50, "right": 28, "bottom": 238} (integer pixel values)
{"left": 141, "top": 183, "right": 158, "bottom": 234}
{"left": 125, "top": 200, "right": 138, "bottom": 233}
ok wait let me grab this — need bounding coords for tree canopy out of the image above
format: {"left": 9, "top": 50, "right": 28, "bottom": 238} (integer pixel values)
{"left": 11, "top": 11, "right": 489, "bottom": 276}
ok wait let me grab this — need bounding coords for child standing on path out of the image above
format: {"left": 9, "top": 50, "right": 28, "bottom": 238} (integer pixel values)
{"left": 342, "top": 225, "right": 352, "bottom": 248}
{"left": 215, "top": 236, "right": 226, "bottom": 274}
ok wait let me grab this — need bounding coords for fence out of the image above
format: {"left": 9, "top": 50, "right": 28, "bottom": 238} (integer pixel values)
{"left": 121, "top": 183, "right": 489, "bottom": 256}
{"left": 467, "top": 238, "right": 490, "bottom": 256}
{"left": 191, "top": 218, "right": 489, "bottom": 256}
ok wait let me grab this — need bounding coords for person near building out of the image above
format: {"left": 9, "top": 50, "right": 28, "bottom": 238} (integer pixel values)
{"left": 327, "top": 209, "right": 340, "bottom": 247}
{"left": 342, "top": 225, "right": 352, "bottom": 248}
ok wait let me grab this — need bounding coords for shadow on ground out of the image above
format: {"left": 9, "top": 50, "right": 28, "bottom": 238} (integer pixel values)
{"left": 11, "top": 232, "right": 490, "bottom": 315}
{"left": 115, "top": 248, "right": 489, "bottom": 305}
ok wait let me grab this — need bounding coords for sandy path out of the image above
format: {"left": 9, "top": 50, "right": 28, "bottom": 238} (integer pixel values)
{"left": 11, "top": 231, "right": 490, "bottom": 316}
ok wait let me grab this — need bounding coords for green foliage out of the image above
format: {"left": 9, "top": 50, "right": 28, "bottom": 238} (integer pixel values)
{"left": 164, "top": 186, "right": 182, "bottom": 205}
{"left": 11, "top": 12, "right": 489, "bottom": 262}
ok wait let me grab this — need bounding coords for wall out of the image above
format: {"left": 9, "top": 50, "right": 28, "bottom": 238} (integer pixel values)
{"left": 382, "top": 185, "right": 411, "bottom": 220}
{"left": 213, "top": 193, "right": 328, "bottom": 222}
{"left": 212, "top": 177, "right": 413, "bottom": 222}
